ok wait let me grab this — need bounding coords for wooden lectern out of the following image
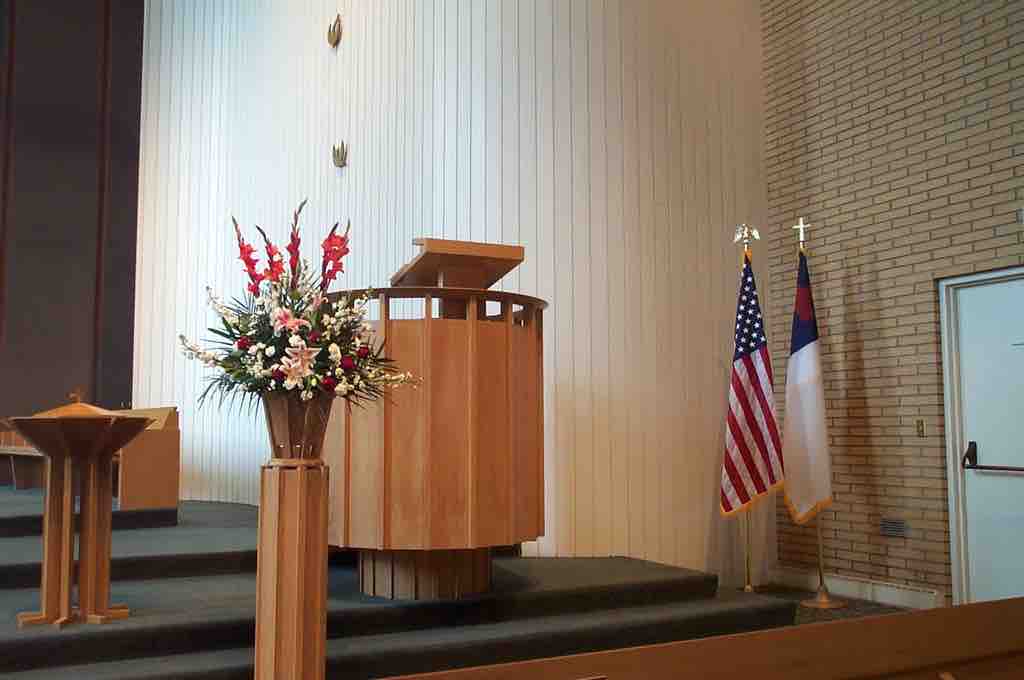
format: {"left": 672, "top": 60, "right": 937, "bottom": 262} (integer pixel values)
{"left": 325, "top": 239, "right": 546, "bottom": 599}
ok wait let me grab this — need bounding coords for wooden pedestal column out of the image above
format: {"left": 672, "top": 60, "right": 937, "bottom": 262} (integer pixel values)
{"left": 358, "top": 548, "right": 491, "bottom": 600}
{"left": 16, "top": 454, "right": 75, "bottom": 628}
{"left": 77, "top": 451, "right": 129, "bottom": 624}
{"left": 255, "top": 459, "right": 330, "bottom": 680}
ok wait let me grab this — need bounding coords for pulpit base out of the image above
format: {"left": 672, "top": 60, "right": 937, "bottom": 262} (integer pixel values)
{"left": 358, "top": 548, "right": 492, "bottom": 600}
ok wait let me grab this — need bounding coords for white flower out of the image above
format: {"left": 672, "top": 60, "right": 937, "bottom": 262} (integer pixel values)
{"left": 289, "top": 334, "right": 303, "bottom": 347}
{"left": 300, "top": 389, "right": 314, "bottom": 401}
{"left": 265, "top": 346, "right": 276, "bottom": 357}
{"left": 328, "top": 343, "right": 341, "bottom": 363}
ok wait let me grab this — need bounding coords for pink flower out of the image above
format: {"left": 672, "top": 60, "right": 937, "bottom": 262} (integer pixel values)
{"left": 272, "top": 308, "right": 311, "bottom": 335}
{"left": 283, "top": 344, "right": 321, "bottom": 373}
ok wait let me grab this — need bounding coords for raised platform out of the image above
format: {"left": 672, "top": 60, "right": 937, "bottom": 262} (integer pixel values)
{"left": 0, "top": 502, "right": 796, "bottom": 678}
{"left": 0, "top": 487, "right": 177, "bottom": 538}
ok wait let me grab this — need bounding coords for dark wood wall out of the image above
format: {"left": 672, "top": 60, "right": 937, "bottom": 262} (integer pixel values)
{"left": 0, "top": 0, "right": 143, "bottom": 416}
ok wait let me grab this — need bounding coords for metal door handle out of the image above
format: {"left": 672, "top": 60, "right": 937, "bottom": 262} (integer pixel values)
{"left": 962, "top": 441, "right": 1024, "bottom": 473}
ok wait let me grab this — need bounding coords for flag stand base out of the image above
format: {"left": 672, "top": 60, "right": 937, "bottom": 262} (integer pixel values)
{"left": 800, "top": 514, "right": 847, "bottom": 610}
{"left": 801, "top": 583, "right": 847, "bottom": 610}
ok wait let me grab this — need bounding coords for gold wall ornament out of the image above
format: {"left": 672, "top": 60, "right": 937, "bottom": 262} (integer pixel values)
{"left": 327, "top": 14, "right": 342, "bottom": 48}
{"left": 332, "top": 142, "right": 348, "bottom": 169}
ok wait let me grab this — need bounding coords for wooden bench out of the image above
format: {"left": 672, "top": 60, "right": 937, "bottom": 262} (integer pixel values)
{"left": 0, "top": 407, "right": 180, "bottom": 510}
{"left": 0, "top": 439, "right": 44, "bottom": 490}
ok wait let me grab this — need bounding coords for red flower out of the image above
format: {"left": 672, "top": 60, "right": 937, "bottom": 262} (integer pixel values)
{"left": 272, "top": 369, "right": 286, "bottom": 383}
{"left": 320, "top": 221, "right": 351, "bottom": 292}
{"left": 236, "top": 336, "right": 252, "bottom": 351}
{"left": 308, "top": 331, "right": 321, "bottom": 344}
{"left": 287, "top": 227, "right": 301, "bottom": 283}
{"left": 255, "top": 226, "right": 284, "bottom": 283}
{"left": 357, "top": 345, "right": 370, "bottom": 359}
{"left": 233, "top": 218, "right": 264, "bottom": 293}
{"left": 321, "top": 376, "right": 337, "bottom": 391}
{"left": 287, "top": 199, "right": 307, "bottom": 287}
{"left": 340, "top": 356, "right": 356, "bottom": 371}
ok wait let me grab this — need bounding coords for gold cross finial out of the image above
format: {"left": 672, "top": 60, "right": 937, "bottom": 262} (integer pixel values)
{"left": 793, "top": 217, "right": 808, "bottom": 248}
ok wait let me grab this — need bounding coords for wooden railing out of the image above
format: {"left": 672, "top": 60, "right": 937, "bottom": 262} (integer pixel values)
{"left": 388, "top": 596, "right": 1024, "bottom": 680}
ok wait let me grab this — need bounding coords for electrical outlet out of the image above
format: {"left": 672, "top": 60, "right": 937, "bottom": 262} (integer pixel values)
{"left": 916, "top": 419, "right": 926, "bottom": 437}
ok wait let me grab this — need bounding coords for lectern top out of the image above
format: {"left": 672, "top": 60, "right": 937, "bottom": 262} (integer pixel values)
{"left": 390, "top": 238, "right": 524, "bottom": 290}
{"left": 28, "top": 401, "right": 121, "bottom": 419}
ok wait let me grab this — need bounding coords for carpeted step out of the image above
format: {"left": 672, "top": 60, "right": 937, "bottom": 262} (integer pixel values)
{"left": 1, "top": 591, "right": 795, "bottom": 679}
{"left": 0, "top": 558, "right": 717, "bottom": 674}
{"left": 0, "top": 507, "right": 178, "bottom": 539}
{"left": 0, "top": 502, "right": 259, "bottom": 589}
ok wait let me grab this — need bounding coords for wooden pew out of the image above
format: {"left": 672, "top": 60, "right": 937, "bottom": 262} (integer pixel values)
{"left": 388, "top": 596, "right": 1024, "bottom": 680}
{"left": 0, "top": 427, "right": 44, "bottom": 489}
{"left": 0, "top": 408, "right": 180, "bottom": 510}
{"left": 114, "top": 407, "right": 180, "bottom": 510}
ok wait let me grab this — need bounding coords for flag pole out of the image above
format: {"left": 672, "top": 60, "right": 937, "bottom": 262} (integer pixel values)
{"left": 743, "top": 512, "right": 755, "bottom": 593}
{"left": 801, "top": 512, "right": 846, "bottom": 609}
{"left": 790, "top": 217, "right": 846, "bottom": 610}
{"left": 733, "top": 223, "right": 761, "bottom": 595}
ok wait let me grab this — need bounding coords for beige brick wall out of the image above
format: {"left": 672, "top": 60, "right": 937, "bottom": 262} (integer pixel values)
{"left": 762, "top": 0, "right": 1023, "bottom": 599}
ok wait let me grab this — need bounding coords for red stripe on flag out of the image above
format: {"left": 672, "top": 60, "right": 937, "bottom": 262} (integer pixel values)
{"left": 726, "top": 409, "right": 767, "bottom": 494}
{"left": 745, "top": 350, "right": 783, "bottom": 457}
{"left": 721, "top": 488, "right": 733, "bottom": 514}
{"left": 762, "top": 345, "right": 775, "bottom": 384}
{"left": 723, "top": 453, "right": 751, "bottom": 506}
{"left": 730, "top": 369, "right": 776, "bottom": 486}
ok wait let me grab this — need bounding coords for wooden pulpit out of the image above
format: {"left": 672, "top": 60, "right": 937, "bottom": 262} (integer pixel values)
{"left": 325, "top": 239, "right": 546, "bottom": 599}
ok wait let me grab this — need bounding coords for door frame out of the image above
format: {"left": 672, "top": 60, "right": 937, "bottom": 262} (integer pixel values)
{"left": 938, "top": 265, "right": 1024, "bottom": 605}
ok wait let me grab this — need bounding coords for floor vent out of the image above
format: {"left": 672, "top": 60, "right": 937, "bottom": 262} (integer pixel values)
{"left": 880, "top": 518, "right": 909, "bottom": 538}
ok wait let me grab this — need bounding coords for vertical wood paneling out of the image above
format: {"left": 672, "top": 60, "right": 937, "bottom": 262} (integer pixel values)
{"left": 135, "top": 0, "right": 768, "bottom": 577}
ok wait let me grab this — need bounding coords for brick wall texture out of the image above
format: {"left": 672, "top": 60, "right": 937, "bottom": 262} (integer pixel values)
{"left": 762, "top": 0, "right": 1023, "bottom": 600}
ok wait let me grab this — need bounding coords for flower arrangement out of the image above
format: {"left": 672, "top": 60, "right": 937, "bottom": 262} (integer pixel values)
{"left": 179, "top": 200, "right": 413, "bottom": 407}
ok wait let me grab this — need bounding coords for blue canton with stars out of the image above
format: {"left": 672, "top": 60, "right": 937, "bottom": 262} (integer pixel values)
{"left": 733, "top": 255, "right": 768, "bottom": 361}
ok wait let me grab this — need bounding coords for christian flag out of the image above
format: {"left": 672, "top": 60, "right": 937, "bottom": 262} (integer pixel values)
{"left": 720, "top": 253, "right": 784, "bottom": 515}
{"left": 782, "top": 250, "right": 832, "bottom": 524}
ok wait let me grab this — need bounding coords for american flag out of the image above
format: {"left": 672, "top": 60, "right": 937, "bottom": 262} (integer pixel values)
{"left": 720, "top": 253, "right": 784, "bottom": 515}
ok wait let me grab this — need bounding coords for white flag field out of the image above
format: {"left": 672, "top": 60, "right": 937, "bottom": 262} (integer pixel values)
{"left": 782, "top": 250, "right": 832, "bottom": 524}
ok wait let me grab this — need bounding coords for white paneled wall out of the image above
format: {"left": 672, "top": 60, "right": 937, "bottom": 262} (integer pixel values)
{"left": 135, "top": 0, "right": 773, "bottom": 580}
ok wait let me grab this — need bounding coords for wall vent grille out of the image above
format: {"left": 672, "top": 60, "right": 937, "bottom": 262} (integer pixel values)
{"left": 880, "top": 518, "right": 910, "bottom": 538}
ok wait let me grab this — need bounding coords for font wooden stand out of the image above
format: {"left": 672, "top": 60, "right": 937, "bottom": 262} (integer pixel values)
{"left": 9, "top": 404, "right": 151, "bottom": 628}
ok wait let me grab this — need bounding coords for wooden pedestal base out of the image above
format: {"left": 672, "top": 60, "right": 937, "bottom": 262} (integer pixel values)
{"left": 17, "top": 452, "right": 126, "bottom": 629}
{"left": 358, "top": 548, "right": 492, "bottom": 600}
{"left": 254, "top": 459, "right": 329, "bottom": 680}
